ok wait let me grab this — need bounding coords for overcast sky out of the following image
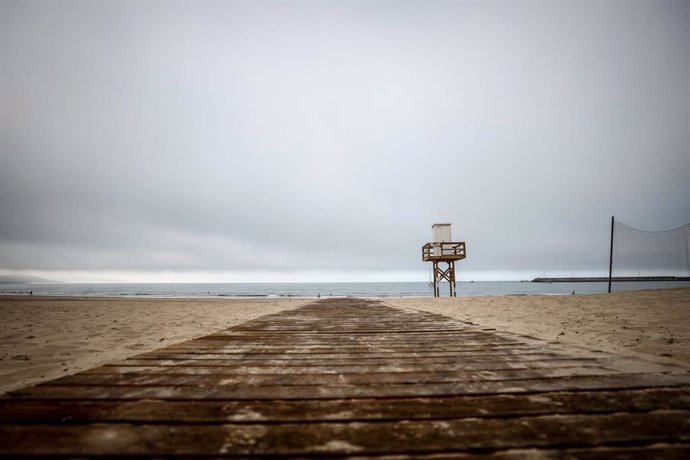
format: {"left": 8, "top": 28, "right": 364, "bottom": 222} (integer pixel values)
{"left": 1, "top": 0, "right": 689, "bottom": 283}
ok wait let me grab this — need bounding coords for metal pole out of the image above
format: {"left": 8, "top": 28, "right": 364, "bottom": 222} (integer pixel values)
{"left": 684, "top": 224, "right": 690, "bottom": 278}
{"left": 608, "top": 216, "right": 614, "bottom": 293}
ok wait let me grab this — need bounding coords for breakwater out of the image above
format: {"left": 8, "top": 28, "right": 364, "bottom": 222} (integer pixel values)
{"left": 532, "top": 276, "right": 690, "bottom": 283}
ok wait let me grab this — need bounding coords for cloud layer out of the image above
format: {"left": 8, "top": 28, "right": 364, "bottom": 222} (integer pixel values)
{"left": 2, "top": 1, "right": 689, "bottom": 281}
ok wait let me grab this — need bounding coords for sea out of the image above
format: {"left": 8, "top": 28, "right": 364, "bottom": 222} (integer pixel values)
{"left": 1, "top": 281, "right": 688, "bottom": 298}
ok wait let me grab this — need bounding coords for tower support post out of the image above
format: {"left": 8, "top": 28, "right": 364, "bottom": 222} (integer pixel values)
{"left": 432, "top": 261, "right": 439, "bottom": 297}
{"left": 449, "top": 260, "right": 456, "bottom": 297}
{"left": 431, "top": 260, "right": 457, "bottom": 297}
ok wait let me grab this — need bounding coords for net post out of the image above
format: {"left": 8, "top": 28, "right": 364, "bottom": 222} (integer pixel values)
{"left": 685, "top": 224, "right": 690, "bottom": 278}
{"left": 608, "top": 216, "right": 614, "bottom": 293}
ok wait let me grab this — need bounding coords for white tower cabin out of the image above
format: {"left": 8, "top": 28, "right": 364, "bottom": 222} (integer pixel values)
{"left": 432, "top": 223, "right": 452, "bottom": 256}
{"left": 422, "top": 223, "right": 466, "bottom": 297}
{"left": 432, "top": 223, "right": 452, "bottom": 242}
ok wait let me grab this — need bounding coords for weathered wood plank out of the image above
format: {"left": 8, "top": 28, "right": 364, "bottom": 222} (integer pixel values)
{"left": 45, "top": 366, "right": 618, "bottom": 387}
{"left": 164, "top": 343, "right": 533, "bottom": 352}
{"left": 202, "top": 329, "right": 507, "bottom": 337}
{"left": 83, "top": 359, "right": 603, "bottom": 375}
{"left": 10, "top": 372, "right": 690, "bottom": 400}
{"left": 348, "top": 445, "right": 690, "bottom": 459}
{"left": 195, "top": 332, "right": 509, "bottom": 340}
{"left": 122, "top": 352, "right": 573, "bottom": 366}
{"left": 1, "top": 411, "right": 689, "bottom": 456}
{"left": 131, "top": 350, "right": 566, "bottom": 361}
{"left": 108, "top": 355, "right": 585, "bottom": 371}
{"left": 2, "top": 388, "right": 689, "bottom": 424}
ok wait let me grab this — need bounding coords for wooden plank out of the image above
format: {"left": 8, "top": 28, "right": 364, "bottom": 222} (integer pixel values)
{"left": 203, "top": 329, "right": 505, "bottom": 336}
{"left": 109, "top": 354, "right": 581, "bottom": 369}
{"left": 2, "top": 388, "right": 689, "bottom": 424}
{"left": 45, "top": 366, "right": 618, "bottom": 387}
{"left": 131, "top": 349, "right": 561, "bottom": 361}
{"left": 165, "top": 342, "right": 532, "bottom": 351}
{"left": 1, "top": 411, "right": 689, "bottom": 456}
{"left": 10, "top": 372, "right": 690, "bottom": 400}
{"left": 83, "top": 359, "right": 604, "bottom": 375}
{"left": 123, "top": 352, "right": 572, "bottom": 365}
{"left": 199, "top": 329, "right": 501, "bottom": 336}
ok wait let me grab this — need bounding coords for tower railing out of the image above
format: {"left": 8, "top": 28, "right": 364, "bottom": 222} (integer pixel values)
{"left": 422, "top": 242, "right": 466, "bottom": 262}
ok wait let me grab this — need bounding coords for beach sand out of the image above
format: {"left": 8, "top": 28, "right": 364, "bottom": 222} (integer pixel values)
{"left": 0, "top": 296, "right": 309, "bottom": 395}
{"left": 1, "top": 289, "right": 689, "bottom": 395}
{"left": 384, "top": 288, "right": 690, "bottom": 365}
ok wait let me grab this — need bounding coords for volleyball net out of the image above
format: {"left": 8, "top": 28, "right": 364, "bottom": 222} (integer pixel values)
{"left": 609, "top": 218, "right": 690, "bottom": 290}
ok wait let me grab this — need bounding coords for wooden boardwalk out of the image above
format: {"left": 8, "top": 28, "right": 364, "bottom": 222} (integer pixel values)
{"left": 1, "top": 297, "right": 690, "bottom": 457}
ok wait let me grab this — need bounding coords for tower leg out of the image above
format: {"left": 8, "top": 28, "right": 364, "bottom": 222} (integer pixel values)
{"left": 449, "top": 261, "right": 456, "bottom": 297}
{"left": 431, "top": 260, "right": 458, "bottom": 297}
{"left": 432, "top": 261, "right": 439, "bottom": 297}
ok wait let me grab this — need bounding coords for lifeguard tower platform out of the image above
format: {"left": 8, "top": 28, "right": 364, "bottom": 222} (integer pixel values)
{"left": 422, "top": 223, "right": 466, "bottom": 297}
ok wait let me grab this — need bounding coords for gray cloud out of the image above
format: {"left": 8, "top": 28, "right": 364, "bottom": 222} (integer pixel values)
{"left": 1, "top": 0, "right": 689, "bottom": 280}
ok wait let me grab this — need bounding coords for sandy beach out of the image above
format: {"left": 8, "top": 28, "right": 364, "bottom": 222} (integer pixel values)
{"left": 385, "top": 288, "right": 690, "bottom": 365}
{"left": 0, "top": 296, "right": 309, "bottom": 395}
{"left": 1, "top": 289, "right": 689, "bottom": 395}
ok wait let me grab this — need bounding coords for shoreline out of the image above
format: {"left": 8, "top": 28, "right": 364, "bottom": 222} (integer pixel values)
{"left": 2, "top": 280, "right": 689, "bottom": 300}
{"left": 1, "top": 288, "right": 688, "bottom": 300}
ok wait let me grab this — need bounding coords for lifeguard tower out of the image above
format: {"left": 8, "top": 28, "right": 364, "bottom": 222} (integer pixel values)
{"left": 422, "top": 223, "right": 466, "bottom": 297}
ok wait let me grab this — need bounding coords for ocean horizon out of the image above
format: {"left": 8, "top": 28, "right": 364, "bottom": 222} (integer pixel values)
{"left": 1, "top": 280, "right": 688, "bottom": 298}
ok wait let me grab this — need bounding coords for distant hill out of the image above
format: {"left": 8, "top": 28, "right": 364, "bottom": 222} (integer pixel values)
{"left": 0, "top": 274, "right": 59, "bottom": 284}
